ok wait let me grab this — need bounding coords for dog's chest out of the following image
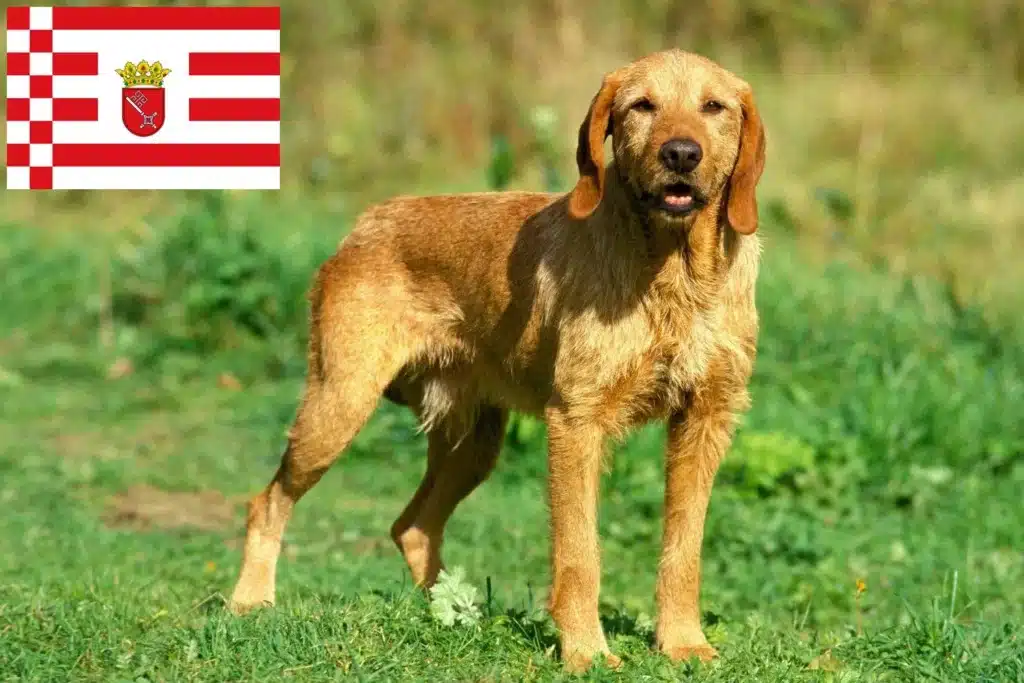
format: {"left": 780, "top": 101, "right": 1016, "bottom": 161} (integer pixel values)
{"left": 573, "top": 297, "right": 720, "bottom": 428}
{"left": 640, "top": 304, "right": 718, "bottom": 411}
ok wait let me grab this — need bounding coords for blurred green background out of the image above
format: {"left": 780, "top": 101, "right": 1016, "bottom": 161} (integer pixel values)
{"left": 2, "top": 2, "right": 1023, "bottom": 681}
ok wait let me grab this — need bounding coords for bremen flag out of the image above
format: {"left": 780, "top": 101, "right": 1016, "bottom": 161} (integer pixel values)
{"left": 5, "top": 5, "right": 280, "bottom": 190}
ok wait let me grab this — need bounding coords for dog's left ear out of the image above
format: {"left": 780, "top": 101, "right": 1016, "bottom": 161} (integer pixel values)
{"left": 568, "top": 71, "right": 622, "bottom": 220}
{"left": 726, "top": 88, "right": 766, "bottom": 235}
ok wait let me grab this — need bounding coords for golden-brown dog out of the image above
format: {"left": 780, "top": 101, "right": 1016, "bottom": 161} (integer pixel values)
{"left": 229, "top": 48, "right": 766, "bottom": 671}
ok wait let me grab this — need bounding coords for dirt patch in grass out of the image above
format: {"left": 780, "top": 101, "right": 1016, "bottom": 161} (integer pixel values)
{"left": 352, "top": 537, "right": 393, "bottom": 556}
{"left": 104, "top": 485, "right": 240, "bottom": 532}
{"left": 42, "top": 415, "right": 180, "bottom": 460}
{"left": 50, "top": 431, "right": 106, "bottom": 459}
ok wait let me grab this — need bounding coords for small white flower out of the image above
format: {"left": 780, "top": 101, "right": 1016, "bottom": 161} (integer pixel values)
{"left": 429, "top": 567, "right": 482, "bottom": 627}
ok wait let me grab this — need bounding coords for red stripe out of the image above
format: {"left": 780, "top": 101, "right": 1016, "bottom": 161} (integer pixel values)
{"left": 52, "top": 6, "right": 280, "bottom": 31}
{"left": 7, "top": 53, "right": 29, "bottom": 76}
{"left": 189, "top": 98, "right": 280, "bottom": 122}
{"left": 30, "top": 121, "right": 53, "bottom": 144}
{"left": 189, "top": 52, "right": 280, "bottom": 76}
{"left": 30, "top": 75, "right": 52, "bottom": 98}
{"left": 6, "top": 53, "right": 97, "bottom": 77}
{"left": 6, "top": 6, "right": 29, "bottom": 30}
{"left": 7, "top": 143, "right": 29, "bottom": 167}
{"left": 6, "top": 99, "right": 29, "bottom": 121}
{"left": 31, "top": 167, "right": 53, "bottom": 190}
{"left": 52, "top": 144, "right": 280, "bottom": 167}
{"left": 53, "top": 98, "right": 99, "bottom": 121}
{"left": 53, "top": 53, "right": 99, "bottom": 76}
{"left": 30, "top": 29, "right": 53, "bottom": 52}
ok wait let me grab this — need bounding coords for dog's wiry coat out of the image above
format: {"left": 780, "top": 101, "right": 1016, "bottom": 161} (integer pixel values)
{"left": 229, "top": 49, "right": 766, "bottom": 672}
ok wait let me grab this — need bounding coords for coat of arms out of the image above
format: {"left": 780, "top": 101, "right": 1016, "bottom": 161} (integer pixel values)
{"left": 115, "top": 60, "right": 171, "bottom": 137}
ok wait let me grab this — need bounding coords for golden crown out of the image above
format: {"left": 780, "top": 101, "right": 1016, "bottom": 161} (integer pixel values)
{"left": 115, "top": 60, "right": 171, "bottom": 88}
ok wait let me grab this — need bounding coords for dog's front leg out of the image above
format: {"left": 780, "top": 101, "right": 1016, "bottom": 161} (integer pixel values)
{"left": 655, "top": 403, "right": 735, "bottom": 663}
{"left": 544, "top": 403, "right": 620, "bottom": 672}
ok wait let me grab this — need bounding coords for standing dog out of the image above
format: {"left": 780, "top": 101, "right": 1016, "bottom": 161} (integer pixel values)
{"left": 230, "top": 49, "right": 766, "bottom": 671}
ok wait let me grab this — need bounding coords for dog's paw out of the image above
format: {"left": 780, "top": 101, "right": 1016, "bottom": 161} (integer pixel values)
{"left": 661, "top": 642, "right": 718, "bottom": 663}
{"left": 227, "top": 597, "right": 273, "bottom": 615}
{"left": 562, "top": 647, "right": 622, "bottom": 674}
{"left": 227, "top": 586, "right": 274, "bottom": 615}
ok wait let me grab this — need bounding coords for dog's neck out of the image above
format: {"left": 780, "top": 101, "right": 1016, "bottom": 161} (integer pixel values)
{"left": 595, "top": 164, "right": 728, "bottom": 306}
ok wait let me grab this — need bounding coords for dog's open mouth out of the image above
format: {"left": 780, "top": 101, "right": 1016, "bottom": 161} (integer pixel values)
{"left": 659, "top": 183, "right": 702, "bottom": 215}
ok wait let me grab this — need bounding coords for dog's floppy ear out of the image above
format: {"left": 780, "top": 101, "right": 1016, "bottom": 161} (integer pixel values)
{"left": 568, "top": 72, "right": 622, "bottom": 220}
{"left": 726, "top": 88, "right": 766, "bottom": 235}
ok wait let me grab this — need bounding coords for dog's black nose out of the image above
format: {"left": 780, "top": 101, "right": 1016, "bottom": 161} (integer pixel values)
{"left": 659, "top": 138, "right": 703, "bottom": 173}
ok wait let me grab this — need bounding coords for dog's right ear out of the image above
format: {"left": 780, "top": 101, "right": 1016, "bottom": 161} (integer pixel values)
{"left": 568, "top": 72, "right": 622, "bottom": 220}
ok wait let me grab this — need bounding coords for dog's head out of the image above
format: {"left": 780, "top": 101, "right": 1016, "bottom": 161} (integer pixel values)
{"left": 568, "top": 50, "right": 766, "bottom": 235}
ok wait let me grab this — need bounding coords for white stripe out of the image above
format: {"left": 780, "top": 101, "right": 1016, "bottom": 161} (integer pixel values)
{"left": 7, "top": 75, "right": 29, "bottom": 99}
{"left": 7, "top": 121, "right": 30, "bottom": 144}
{"left": 29, "top": 6, "right": 53, "bottom": 30}
{"left": 6, "top": 167, "right": 30, "bottom": 190}
{"left": 30, "top": 143, "right": 52, "bottom": 166}
{"left": 53, "top": 120, "right": 279, "bottom": 144}
{"left": 30, "top": 99, "right": 52, "bottom": 120}
{"left": 30, "top": 52, "right": 53, "bottom": 76}
{"left": 7, "top": 30, "right": 29, "bottom": 53}
{"left": 52, "top": 166, "right": 280, "bottom": 190}
{"left": 53, "top": 75, "right": 280, "bottom": 100}
{"left": 53, "top": 30, "right": 279, "bottom": 55}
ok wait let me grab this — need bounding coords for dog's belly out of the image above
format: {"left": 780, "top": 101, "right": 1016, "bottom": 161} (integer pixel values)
{"left": 386, "top": 350, "right": 715, "bottom": 444}
{"left": 384, "top": 353, "right": 552, "bottom": 433}
{"left": 385, "top": 301, "right": 729, "bottom": 438}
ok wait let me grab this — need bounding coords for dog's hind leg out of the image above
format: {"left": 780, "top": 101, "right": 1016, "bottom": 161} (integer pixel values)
{"left": 229, "top": 259, "right": 419, "bottom": 613}
{"left": 228, "top": 378, "right": 382, "bottom": 612}
{"left": 390, "top": 404, "right": 507, "bottom": 588}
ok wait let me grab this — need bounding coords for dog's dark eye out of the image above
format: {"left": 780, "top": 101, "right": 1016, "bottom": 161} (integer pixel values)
{"left": 701, "top": 100, "right": 725, "bottom": 114}
{"left": 631, "top": 98, "right": 655, "bottom": 112}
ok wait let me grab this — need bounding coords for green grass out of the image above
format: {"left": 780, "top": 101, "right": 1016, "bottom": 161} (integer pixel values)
{"left": 1, "top": 196, "right": 1022, "bottom": 681}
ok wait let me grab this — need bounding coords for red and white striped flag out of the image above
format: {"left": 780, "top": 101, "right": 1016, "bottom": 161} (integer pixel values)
{"left": 5, "top": 5, "right": 280, "bottom": 190}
